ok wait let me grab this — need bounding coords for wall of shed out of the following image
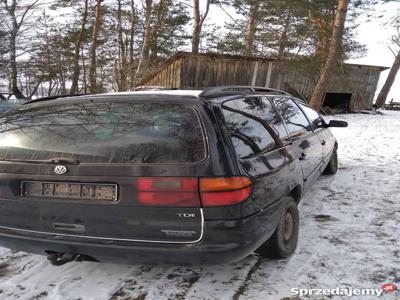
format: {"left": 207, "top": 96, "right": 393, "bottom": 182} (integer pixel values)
{"left": 180, "top": 55, "right": 272, "bottom": 88}
{"left": 140, "top": 59, "right": 182, "bottom": 88}
{"left": 270, "top": 62, "right": 381, "bottom": 110}
{"left": 141, "top": 54, "right": 382, "bottom": 110}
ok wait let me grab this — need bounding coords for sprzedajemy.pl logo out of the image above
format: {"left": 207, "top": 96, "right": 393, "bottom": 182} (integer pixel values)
{"left": 291, "top": 283, "right": 397, "bottom": 297}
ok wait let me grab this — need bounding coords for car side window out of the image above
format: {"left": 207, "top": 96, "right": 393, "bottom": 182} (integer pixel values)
{"left": 223, "top": 96, "right": 289, "bottom": 139}
{"left": 258, "top": 97, "right": 289, "bottom": 139}
{"left": 272, "top": 98, "right": 312, "bottom": 136}
{"left": 297, "top": 102, "right": 325, "bottom": 131}
{"left": 222, "top": 99, "right": 277, "bottom": 159}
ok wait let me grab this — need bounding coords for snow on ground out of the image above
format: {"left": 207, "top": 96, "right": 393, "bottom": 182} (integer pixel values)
{"left": 0, "top": 111, "right": 399, "bottom": 300}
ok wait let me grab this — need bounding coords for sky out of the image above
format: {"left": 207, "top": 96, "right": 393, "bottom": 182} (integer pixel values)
{"left": 206, "top": 1, "right": 400, "bottom": 102}
{"left": 346, "top": 1, "right": 400, "bottom": 102}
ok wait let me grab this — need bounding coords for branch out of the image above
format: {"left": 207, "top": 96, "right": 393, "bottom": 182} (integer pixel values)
{"left": 199, "top": 0, "right": 211, "bottom": 27}
{"left": 16, "top": 0, "right": 40, "bottom": 30}
{"left": 388, "top": 46, "right": 397, "bottom": 57}
{"left": 214, "top": 0, "right": 249, "bottom": 22}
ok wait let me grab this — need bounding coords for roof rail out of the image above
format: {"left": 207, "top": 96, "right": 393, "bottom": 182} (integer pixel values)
{"left": 199, "top": 86, "right": 291, "bottom": 98}
{"left": 24, "top": 93, "right": 91, "bottom": 105}
{"left": 134, "top": 86, "right": 177, "bottom": 91}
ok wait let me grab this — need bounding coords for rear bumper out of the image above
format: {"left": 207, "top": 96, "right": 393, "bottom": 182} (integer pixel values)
{"left": 0, "top": 200, "right": 286, "bottom": 265}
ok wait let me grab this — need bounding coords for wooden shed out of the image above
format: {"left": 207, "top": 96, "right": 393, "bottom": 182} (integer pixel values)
{"left": 138, "top": 52, "right": 388, "bottom": 111}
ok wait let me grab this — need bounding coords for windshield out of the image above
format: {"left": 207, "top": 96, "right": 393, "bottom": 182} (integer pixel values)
{"left": 0, "top": 101, "right": 206, "bottom": 164}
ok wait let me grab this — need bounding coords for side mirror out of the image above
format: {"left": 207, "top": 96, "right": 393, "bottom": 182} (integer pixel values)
{"left": 328, "top": 120, "right": 348, "bottom": 128}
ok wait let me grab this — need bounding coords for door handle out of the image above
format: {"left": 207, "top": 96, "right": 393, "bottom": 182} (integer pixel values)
{"left": 321, "top": 140, "right": 326, "bottom": 146}
{"left": 299, "top": 152, "right": 306, "bottom": 160}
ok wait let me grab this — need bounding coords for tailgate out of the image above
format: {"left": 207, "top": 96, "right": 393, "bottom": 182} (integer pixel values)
{"left": 0, "top": 174, "right": 203, "bottom": 243}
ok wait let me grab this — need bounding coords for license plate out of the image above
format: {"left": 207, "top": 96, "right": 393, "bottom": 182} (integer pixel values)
{"left": 21, "top": 181, "right": 117, "bottom": 201}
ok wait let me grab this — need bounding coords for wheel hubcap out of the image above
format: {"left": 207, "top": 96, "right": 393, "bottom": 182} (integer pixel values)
{"left": 283, "top": 211, "right": 293, "bottom": 241}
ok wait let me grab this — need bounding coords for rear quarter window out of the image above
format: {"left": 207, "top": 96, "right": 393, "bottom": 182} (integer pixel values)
{"left": 221, "top": 98, "right": 277, "bottom": 159}
{"left": 0, "top": 101, "right": 207, "bottom": 164}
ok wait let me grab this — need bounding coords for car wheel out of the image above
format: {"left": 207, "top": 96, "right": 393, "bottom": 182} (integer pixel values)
{"left": 323, "top": 148, "right": 338, "bottom": 175}
{"left": 255, "top": 197, "right": 299, "bottom": 259}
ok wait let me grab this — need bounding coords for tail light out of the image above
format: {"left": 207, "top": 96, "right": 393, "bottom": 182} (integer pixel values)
{"left": 136, "top": 177, "right": 200, "bottom": 206}
{"left": 200, "top": 177, "right": 252, "bottom": 206}
{"left": 136, "top": 176, "right": 252, "bottom": 207}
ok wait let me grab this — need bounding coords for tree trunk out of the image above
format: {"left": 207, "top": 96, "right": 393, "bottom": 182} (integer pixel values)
{"left": 278, "top": 8, "right": 292, "bottom": 59}
{"left": 29, "top": 80, "right": 41, "bottom": 98}
{"left": 141, "top": 0, "right": 153, "bottom": 62}
{"left": 81, "top": 45, "right": 87, "bottom": 93}
{"left": 89, "top": 0, "right": 102, "bottom": 94}
{"left": 277, "top": 11, "right": 291, "bottom": 59}
{"left": 192, "top": 0, "right": 201, "bottom": 53}
{"left": 7, "top": 0, "right": 24, "bottom": 98}
{"left": 192, "top": 0, "right": 210, "bottom": 53}
{"left": 309, "top": 0, "right": 349, "bottom": 110}
{"left": 244, "top": 0, "right": 259, "bottom": 56}
{"left": 375, "top": 50, "right": 400, "bottom": 108}
{"left": 308, "top": 5, "right": 335, "bottom": 58}
{"left": 3, "top": 0, "right": 41, "bottom": 98}
{"left": 70, "top": 0, "right": 88, "bottom": 94}
{"left": 2, "top": 0, "right": 39, "bottom": 98}
{"left": 117, "top": 0, "right": 127, "bottom": 91}
{"left": 134, "top": 0, "right": 153, "bottom": 83}
{"left": 59, "top": 54, "right": 67, "bottom": 95}
{"left": 150, "top": 0, "right": 164, "bottom": 60}
{"left": 129, "top": 0, "right": 136, "bottom": 89}
{"left": 9, "top": 30, "right": 24, "bottom": 98}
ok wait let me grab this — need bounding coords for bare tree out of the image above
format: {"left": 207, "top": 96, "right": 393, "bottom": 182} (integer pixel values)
{"left": 128, "top": 0, "right": 136, "bottom": 89}
{"left": 70, "top": 0, "right": 88, "bottom": 94}
{"left": 1, "top": 0, "right": 39, "bottom": 98}
{"left": 375, "top": 13, "right": 400, "bottom": 108}
{"left": 88, "top": 0, "right": 103, "bottom": 93}
{"left": 149, "top": 0, "right": 164, "bottom": 59}
{"left": 134, "top": 0, "right": 153, "bottom": 82}
{"left": 309, "top": 0, "right": 350, "bottom": 110}
{"left": 244, "top": 0, "right": 259, "bottom": 56}
{"left": 192, "top": 0, "right": 211, "bottom": 53}
{"left": 116, "top": 0, "right": 127, "bottom": 91}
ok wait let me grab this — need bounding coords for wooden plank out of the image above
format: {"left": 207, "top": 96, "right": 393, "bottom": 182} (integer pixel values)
{"left": 251, "top": 62, "right": 259, "bottom": 86}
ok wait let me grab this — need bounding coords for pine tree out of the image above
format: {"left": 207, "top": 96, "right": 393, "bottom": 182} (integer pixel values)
{"left": 309, "top": 0, "right": 350, "bottom": 110}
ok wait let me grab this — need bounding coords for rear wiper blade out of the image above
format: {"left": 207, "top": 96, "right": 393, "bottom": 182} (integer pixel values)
{"left": 47, "top": 157, "right": 80, "bottom": 165}
{"left": 0, "top": 158, "right": 80, "bottom": 165}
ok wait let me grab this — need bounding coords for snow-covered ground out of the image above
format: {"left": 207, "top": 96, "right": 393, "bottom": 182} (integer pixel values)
{"left": 0, "top": 112, "right": 399, "bottom": 300}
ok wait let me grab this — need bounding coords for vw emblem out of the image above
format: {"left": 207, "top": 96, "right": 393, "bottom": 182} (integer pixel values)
{"left": 54, "top": 165, "right": 68, "bottom": 175}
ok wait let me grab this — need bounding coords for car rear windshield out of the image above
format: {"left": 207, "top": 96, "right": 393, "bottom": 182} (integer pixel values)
{"left": 0, "top": 101, "right": 206, "bottom": 164}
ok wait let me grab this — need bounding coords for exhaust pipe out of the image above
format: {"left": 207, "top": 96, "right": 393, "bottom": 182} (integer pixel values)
{"left": 46, "top": 251, "right": 100, "bottom": 266}
{"left": 46, "top": 252, "right": 79, "bottom": 266}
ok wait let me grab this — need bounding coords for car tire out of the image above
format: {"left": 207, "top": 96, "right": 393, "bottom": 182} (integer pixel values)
{"left": 323, "top": 148, "right": 338, "bottom": 175}
{"left": 255, "top": 197, "right": 299, "bottom": 259}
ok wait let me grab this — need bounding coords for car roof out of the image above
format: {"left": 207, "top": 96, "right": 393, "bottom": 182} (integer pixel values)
{"left": 23, "top": 86, "right": 295, "bottom": 106}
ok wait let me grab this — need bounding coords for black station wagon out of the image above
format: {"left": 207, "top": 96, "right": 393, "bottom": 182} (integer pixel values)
{"left": 0, "top": 86, "right": 347, "bottom": 265}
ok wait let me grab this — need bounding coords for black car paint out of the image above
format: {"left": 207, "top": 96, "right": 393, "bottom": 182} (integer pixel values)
{"left": 0, "top": 93, "right": 338, "bottom": 264}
